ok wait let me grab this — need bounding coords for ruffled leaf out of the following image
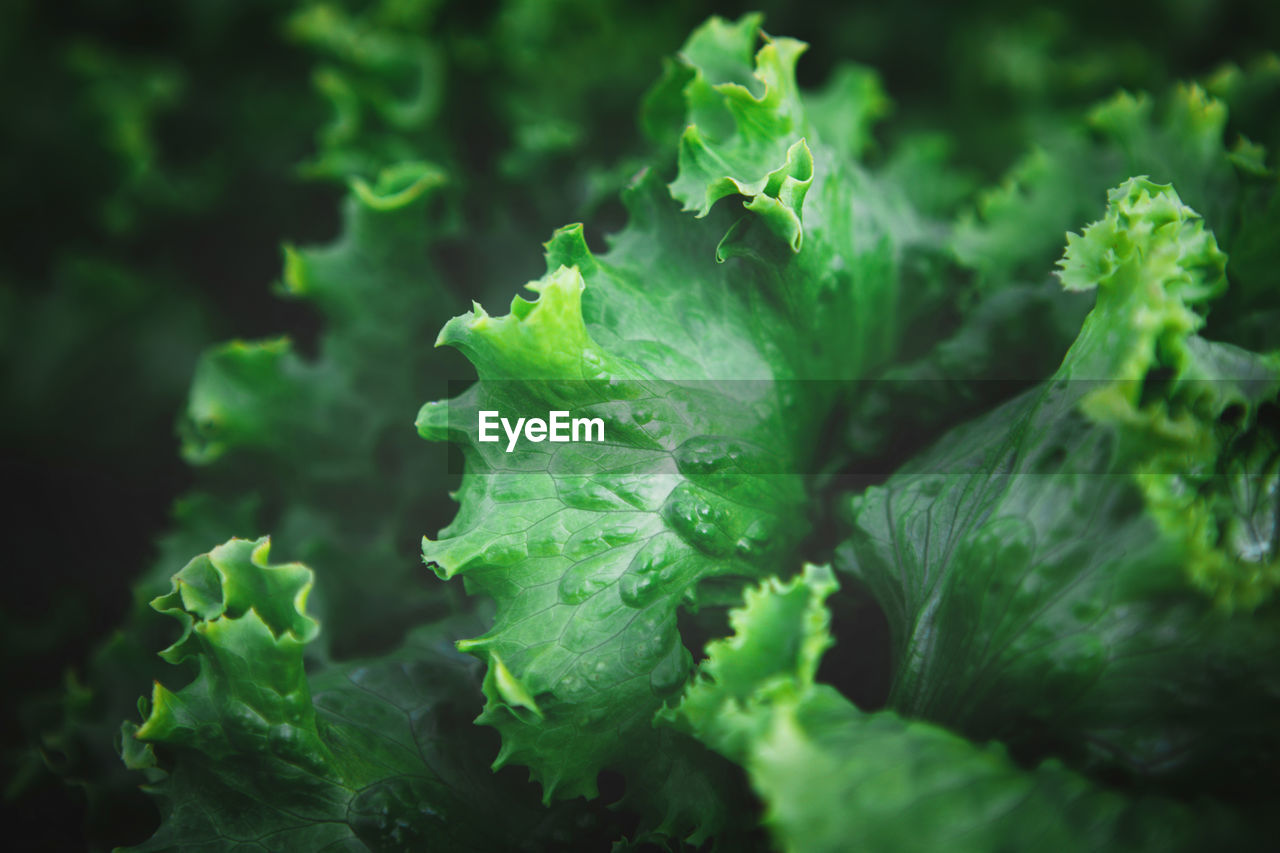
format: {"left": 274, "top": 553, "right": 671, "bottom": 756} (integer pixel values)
{"left": 418, "top": 15, "right": 936, "bottom": 837}
{"left": 126, "top": 537, "right": 620, "bottom": 852}
{"left": 839, "top": 179, "right": 1280, "bottom": 799}
{"left": 668, "top": 564, "right": 1256, "bottom": 853}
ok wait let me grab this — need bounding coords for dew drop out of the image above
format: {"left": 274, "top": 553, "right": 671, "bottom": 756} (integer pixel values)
{"left": 559, "top": 476, "right": 627, "bottom": 511}
{"left": 742, "top": 518, "right": 769, "bottom": 543}
{"left": 619, "top": 571, "right": 658, "bottom": 608}
{"left": 349, "top": 778, "right": 447, "bottom": 850}
{"left": 558, "top": 556, "right": 614, "bottom": 604}
{"left": 580, "top": 350, "right": 610, "bottom": 381}
{"left": 563, "top": 529, "right": 608, "bottom": 562}
{"left": 483, "top": 539, "right": 527, "bottom": 566}
{"left": 527, "top": 531, "right": 561, "bottom": 557}
{"left": 281, "top": 690, "right": 309, "bottom": 725}
{"left": 649, "top": 647, "right": 690, "bottom": 697}
{"left": 619, "top": 537, "right": 681, "bottom": 608}
{"left": 674, "top": 436, "right": 734, "bottom": 476}
{"left": 223, "top": 702, "right": 268, "bottom": 742}
{"left": 559, "top": 675, "right": 587, "bottom": 697}
{"left": 663, "top": 483, "right": 733, "bottom": 557}
{"left": 603, "top": 524, "right": 639, "bottom": 546}
{"left": 919, "top": 478, "right": 944, "bottom": 498}
{"left": 586, "top": 660, "right": 611, "bottom": 686}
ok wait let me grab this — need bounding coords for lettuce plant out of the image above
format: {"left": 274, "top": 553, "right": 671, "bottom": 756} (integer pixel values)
{"left": 19, "top": 6, "right": 1280, "bottom": 852}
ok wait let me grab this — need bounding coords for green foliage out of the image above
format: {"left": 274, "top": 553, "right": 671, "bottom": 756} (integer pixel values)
{"left": 839, "top": 180, "right": 1280, "bottom": 798}
{"left": 12, "top": 3, "right": 1280, "bottom": 851}
{"left": 124, "top": 537, "right": 618, "bottom": 852}
{"left": 668, "top": 568, "right": 1253, "bottom": 853}
{"left": 415, "top": 16, "right": 934, "bottom": 835}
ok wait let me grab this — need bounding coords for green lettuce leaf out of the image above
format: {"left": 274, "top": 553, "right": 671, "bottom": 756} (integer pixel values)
{"left": 125, "top": 537, "right": 619, "bottom": 852}
{"left": 417, "top": 13, "right": 933, "bottom": 837}
{"left": 667, "top": 566, "right": 1254, "bottom": 853}
{"left": 839, "top": 178, "right": 1280, "bottom": 796}
{"left": 27, "top": 163, "right": 462, "bottom": 844}
{"left": 179, "top": 160, "right": 458, "bottom": 659}
{"left": 287, "top": 1, "right": 446, "bottom": 183}
{"left": 954, "top": 66, "right": 1280, "bottom": 348}
{"left": 845, "top": 63, "right": 1280, "bottom": 482}
{"left": 22, "top": 6, "right": 1280, "bottom": 852}
{"left": 418, "top": 180, "right": 808, "bottom": 839}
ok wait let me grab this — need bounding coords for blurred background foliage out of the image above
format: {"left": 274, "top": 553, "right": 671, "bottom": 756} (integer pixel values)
{"left": 1, "top": 0, "right": 1276, "bottom": 848}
